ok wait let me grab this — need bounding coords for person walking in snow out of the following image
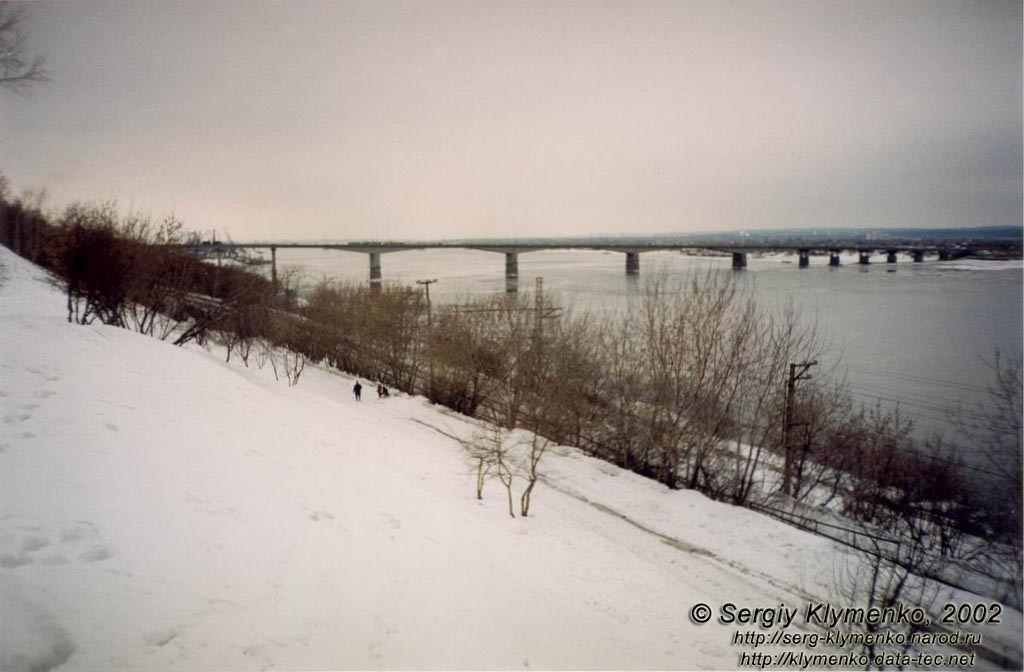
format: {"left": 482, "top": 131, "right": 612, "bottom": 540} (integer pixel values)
{"left": 353, "top": 380, "right": 362, "bottom": 401}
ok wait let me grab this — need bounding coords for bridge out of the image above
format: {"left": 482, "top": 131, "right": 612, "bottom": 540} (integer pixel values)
{"left": 180, "top": 238, "right": 1011, "bottom": 289}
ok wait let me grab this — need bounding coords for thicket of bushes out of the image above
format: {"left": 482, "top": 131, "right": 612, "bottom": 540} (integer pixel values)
{"left": 3, "top": 197, "right": 277, "bottom": 334}
{"left": 2, "top": 191, "right": 1019, "bottom": 609}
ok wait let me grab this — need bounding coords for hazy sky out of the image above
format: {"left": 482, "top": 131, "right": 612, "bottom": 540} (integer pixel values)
{"left": 2, "top": 0, "right": 1021, "bottom": 240}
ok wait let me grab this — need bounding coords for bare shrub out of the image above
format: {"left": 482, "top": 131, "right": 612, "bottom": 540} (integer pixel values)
{"left": 836, "top": 522, "right": 941, "bottom": 669}
{"left": 283, "top": 349, "right": 306, "bottom": 386}
{"left": 300, "top": 280, "right": 424, "bottom": 387}
{"left": 423, "top": 307, "right": 504, "bottom": 415}
{"left": 50, "top": 202, "right": 277, "bottom": 350}
{"left": 463, "top": 422, "right": 516, "bottom": 517}
{"left": 518, "top": 433, "right": 550, "bottom": 517}
{"left": 953, "top": 350, "right": 1023, "bottom": 608}
{"left": 463, "top": 419, "right": 551, "bottom": 518}
{"left": 577, "top": 270, "right": 827, "bottom": 496}
{"left": 464, "top": 423, "right": 501, "bottom": 501}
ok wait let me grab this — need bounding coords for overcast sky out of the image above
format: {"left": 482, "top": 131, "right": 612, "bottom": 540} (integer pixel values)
{"left": 2, "top": 1, "right": 1021, "bottom": 240}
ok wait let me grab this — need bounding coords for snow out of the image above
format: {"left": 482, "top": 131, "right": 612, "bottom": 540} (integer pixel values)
{"left": 0, "top": 246, "right": 1020, "bottom": 670}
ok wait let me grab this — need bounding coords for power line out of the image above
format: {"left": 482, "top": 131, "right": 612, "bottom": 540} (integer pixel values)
{"left": 846, "top": 381, "right": 990, "bottom": 411}
{"left": 883, "top": 442, "right": 1015, "bottom": 482}
{"left": 848, "top": 394, "right": 1018, "bottom": 434}
{"left": 843, "top": 381, "right": 1007, "bottom": 419}
{"left": 847, "top": 388, "right": 993, "bottom": 420}
{"left": 845, "top": 365, "right": 991, "bottom": 394}
{"left": 847, "top": 390, "right": 1019, "bottom": 433}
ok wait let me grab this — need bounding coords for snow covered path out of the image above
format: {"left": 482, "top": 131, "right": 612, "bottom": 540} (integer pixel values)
{"left": 0, "top": 247, "right": 1018, "bottom": 670}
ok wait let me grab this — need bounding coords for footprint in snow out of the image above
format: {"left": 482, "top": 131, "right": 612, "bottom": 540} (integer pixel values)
{"left": 0, "top": 521, "right": 113, "bottom": 569}
{"left": 20, "top": 535, "right": 50, "bottom": 553}
{"left": 144, "top": 627, "right": 180, "bottom": 648}
{"left": 0, "top": 587, "right": 77, "bottom": 672}
{"left": 78, "top": 547, "right": 112, "bottom": 563}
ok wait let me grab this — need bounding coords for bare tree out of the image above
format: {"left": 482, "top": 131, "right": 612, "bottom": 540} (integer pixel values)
{"left": 423, "top": 306, "right": 504, "bottom": 416}
{"left": 462, "top": 419, "right": 552, "bottom": 518}
{"left": 836, "top": 521, "right": 940, "bottom": 670}
{"left": 518, "top": 432, "right": 550, "bottom": 517}
{"left": 589, "top": 309, "right": 650, "bottom": 473}
{"left": 464, "top": 423, "right": 501, "bottom": 501}
{"left": 954, "top": 350, "right": 1023, "bottom": 607}
{"left": 0, "top": 2, "right": 48, "bottom": 94}
{"left": 463, "top": 421, "right": 517, "bottom": 517}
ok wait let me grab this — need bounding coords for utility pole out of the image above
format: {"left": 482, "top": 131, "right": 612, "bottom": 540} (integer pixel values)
{"left": 534, "top": 277, "right": 544, "bottom": 323}
{"left": 417, "top": 278, "right": 438, "bottom": 395}
{"left": 782, "top": 360, "right": 817, "bottom": 497}
{"left": 533, "top": 277, "right": 544, "bottom": 358}
{"left": 416, "top": 279, "right": 437, "bottom": 326}
{"left": 528, "top": 277, "right": 544, "bottom": 405}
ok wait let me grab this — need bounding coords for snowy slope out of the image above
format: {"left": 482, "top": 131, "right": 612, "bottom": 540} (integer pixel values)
{"left": 0, "top": 247, "right": 1019, "bottom": 671}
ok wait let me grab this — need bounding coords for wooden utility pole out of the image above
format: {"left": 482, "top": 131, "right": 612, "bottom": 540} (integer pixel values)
{"left": 416, "top": 278, "right": 437, "bottom": 326}
{"left": 782, "top": 360, "right": 817, "bottom": 497}
{"left": 417, "top": 279, "right": 438, "bottom": 393}
{"left": 533, "top": 277, "right": 545, "bottom": 361}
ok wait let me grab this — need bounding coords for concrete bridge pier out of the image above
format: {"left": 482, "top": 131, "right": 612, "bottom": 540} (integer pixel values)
{"left": 505, "top": 252, "right": 518, "bottom": 279}
{"left": 625, "top": 251, "right": 640, "bottom": 275}
{"left": 798, "top": 249, "right": 810, "bottom": 268}
{"left": 505, "top": 253, "right": 519, "bottom": 293}
{"left": 886, "top": 250, "right": 897, "bottom": 264}
{"left": 473, "top": 246, "right": 534, "bottom": 291}
{"left": 732, "top": 252, "right": 747, "bottom": 270}
{"left": 369, "top": 252, "right": 382, "bottom": 285}
{"left": 829, "top": 251, "right": 841, "bottom": 267}
{"left": 858, "top": 251, "right": 871, "bottom": 265}
{"left": 912, "top": 250, "right": 924, "bottom": 263}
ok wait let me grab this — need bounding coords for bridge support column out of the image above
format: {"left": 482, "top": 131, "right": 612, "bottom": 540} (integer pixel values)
{"left": 505, "top": 252, "right": 518, "bottom": 279}
{"left": 731, "top": 252, "right": 747, "bottom": 270}
{"left": 886, "top": 250, "right": 897, "bottom": 264}
{"left": 938, "top": 249, "right": 951, "bottom": 261}
{"left": 829, "top": 251, "right": 841, "bottom": 266}
{"left": 369, "top": 252, "right": 382, "bottom": 285}
{"left": 858, "top": 251, "right": 871, "bottom": 265}
{"left": 912, "top": 250, "right": 924, "bottom": 262}
{"left": 798, "top": 249, "right": 810, "bottom": 268}
{"left": 625, "top": 251, "right": 640, "bottom": 275}
{"left": 270, "top": 246, "right": 277, "bottom": 286}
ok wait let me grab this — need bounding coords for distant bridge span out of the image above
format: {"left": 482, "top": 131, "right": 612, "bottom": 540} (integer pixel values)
{"left": 178, "top": 238, "right": 1004, "bottom": 288}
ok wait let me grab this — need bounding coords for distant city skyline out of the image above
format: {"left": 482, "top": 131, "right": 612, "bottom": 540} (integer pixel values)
{"left": 2, "top": 1, "right": 1021, "bottom": 240}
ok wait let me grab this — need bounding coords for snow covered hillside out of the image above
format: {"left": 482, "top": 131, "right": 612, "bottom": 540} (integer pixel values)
{"left": 0, "top": 247, "right": 1019, "bottom": 671}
